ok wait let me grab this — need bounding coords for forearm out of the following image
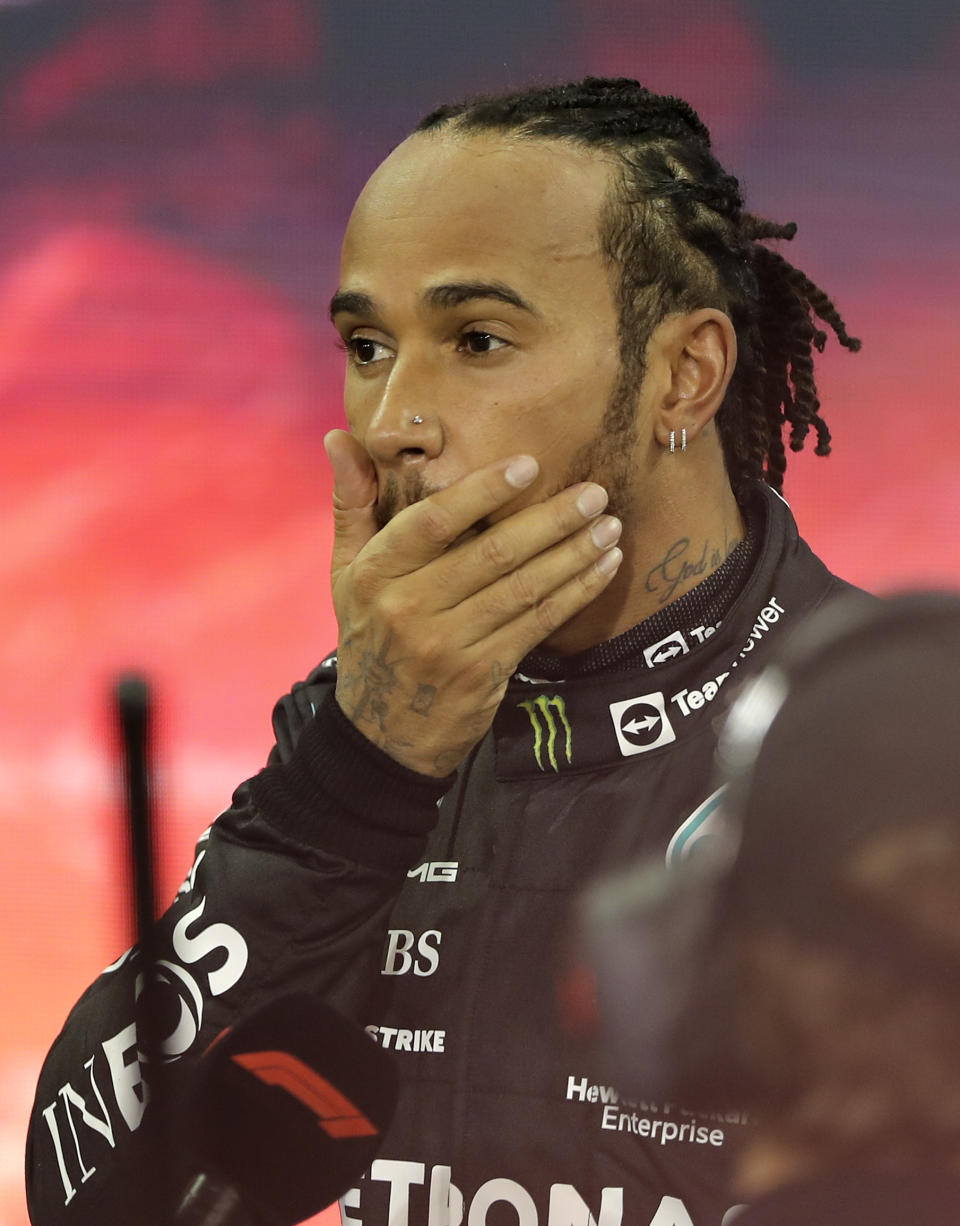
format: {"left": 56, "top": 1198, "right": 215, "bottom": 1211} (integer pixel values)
{"left": 26, "top": 689, "right": 451, "bottom": 1224}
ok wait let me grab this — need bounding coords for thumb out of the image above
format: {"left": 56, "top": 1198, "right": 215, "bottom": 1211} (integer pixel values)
{"left": 324, "top": 429, "right": 379, "bottom": 574}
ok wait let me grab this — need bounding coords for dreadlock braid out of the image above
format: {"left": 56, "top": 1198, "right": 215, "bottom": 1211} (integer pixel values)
{"left": 416, "top": 76, "right": 861, "bottom": 495}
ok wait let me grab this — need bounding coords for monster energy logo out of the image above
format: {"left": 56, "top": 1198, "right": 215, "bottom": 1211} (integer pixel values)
{"left": 518, "top": 695, "right": 573, "bottom": 772}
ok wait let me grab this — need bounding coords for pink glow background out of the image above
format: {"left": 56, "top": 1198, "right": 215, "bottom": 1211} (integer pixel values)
{"left": 2, "top": 2, "right": 959, "bottom": 1222}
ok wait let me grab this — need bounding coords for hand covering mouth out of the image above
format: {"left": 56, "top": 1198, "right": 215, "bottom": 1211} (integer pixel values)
{"left": 374, "top": 471, "right": 490, "bottom": 544}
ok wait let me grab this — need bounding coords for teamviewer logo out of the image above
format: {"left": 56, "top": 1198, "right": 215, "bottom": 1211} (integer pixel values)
{"left": 643, "top": 630, "right": 688, "bottom": 668}
{"left": 609, "top": 693, "right": 676, "bottom": 756}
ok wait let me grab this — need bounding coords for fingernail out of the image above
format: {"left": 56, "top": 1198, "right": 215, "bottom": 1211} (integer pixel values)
{"left": 590, "top": 516, "right": 622, "bottom": 549}
{"left": 505, "top": 455, "right": 539, "bottom": 488}
{"left": 576, "top": 484, "right": 608, "bottom": 517}
{"left": 596, "top": 546, "right": 623, "bottom": 575}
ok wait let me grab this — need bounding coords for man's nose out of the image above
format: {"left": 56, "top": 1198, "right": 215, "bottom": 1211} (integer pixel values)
{"left": 363, "top": 363, "right": 443, "bottom": 465}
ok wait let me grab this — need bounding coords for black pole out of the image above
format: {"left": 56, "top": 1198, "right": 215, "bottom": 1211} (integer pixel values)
{"left": 115, "top": 673, "right": 173, "bottom": 1222}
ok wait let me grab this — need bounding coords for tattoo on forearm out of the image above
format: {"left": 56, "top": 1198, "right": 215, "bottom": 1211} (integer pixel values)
{"left": 645, "top": 530, "right": 741, "bottom": 605}
{"left": 410, "top": 684, "right": 437, "bottom": 716}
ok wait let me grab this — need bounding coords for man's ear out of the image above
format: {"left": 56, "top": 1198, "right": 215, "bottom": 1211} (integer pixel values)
{"left": 650, "top": 309, "right": 737, "bottom": 449}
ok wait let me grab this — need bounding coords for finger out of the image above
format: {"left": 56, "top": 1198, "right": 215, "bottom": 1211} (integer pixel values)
{"left": 365, "top": 454, "right": 541, "bottom": 577}
{"left": 481, "top": 545, "right": 624, "bottom": 663}
{"left": 426, "top": 480, "right": 611, "bottom": 608}
{"left": 459, "top": 514, "right": 623, "bottom": 642}
{"left": 325, "top": 429, "right": 380, "bottom": 575}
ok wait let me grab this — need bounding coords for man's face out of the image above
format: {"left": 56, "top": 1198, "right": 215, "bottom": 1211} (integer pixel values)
{"left": 332, "top": 131, "right": 649, "bottom": 528}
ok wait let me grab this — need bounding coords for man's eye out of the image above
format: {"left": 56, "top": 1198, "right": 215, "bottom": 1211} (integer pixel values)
{"left": 458, "top": 331, "right": 509, "bottom": 356}
{"left": 347, "top": 337, "right": 393, "bottom": 365}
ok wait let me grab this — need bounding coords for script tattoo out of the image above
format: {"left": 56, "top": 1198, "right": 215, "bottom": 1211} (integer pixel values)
{"left": 410, "top": 684, "right": 437, "bottom": 716}
{"left": 646, "top": 530, "right": 741, "bottom": 605}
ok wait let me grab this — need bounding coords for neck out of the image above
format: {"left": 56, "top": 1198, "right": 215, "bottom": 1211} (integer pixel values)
{"left": 544, "top": 449, "right": 746, "bottom": 655}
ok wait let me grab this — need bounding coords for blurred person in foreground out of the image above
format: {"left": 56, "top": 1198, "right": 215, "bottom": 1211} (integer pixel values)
{"left": 28, "top": 77, "right": 863, "bottom": 1226}
{"left": 583, "top": 592, "right": 960, "bottom": 1225}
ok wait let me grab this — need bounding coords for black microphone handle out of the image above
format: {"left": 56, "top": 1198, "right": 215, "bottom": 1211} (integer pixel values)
{"left": 114, "top": 673, "right": 175, "bottom": 1222}
{"left": 116, "top": 676, "right": 157, "bottom": 977}
{"left": 115, "top": 675, "right": 163, "bottom": 1048}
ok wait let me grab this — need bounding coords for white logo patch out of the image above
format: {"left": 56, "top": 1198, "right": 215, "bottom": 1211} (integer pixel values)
{"left": 609, "top": 693, "right": 676, "bottom": 756}
{"left": 643, "top": 630, "right": 688, "bottom": 668}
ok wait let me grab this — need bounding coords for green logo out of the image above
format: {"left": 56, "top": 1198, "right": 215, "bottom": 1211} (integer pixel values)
{"left": 518, "top": 695, "right": 572, "bottom": 772}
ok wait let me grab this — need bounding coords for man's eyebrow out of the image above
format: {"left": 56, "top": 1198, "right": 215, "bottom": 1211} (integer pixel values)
{"left": 328, "top": 281, "right": 539, "bottom": 322}
{"left": 424, "top": 281, "right": 538, "bottom": 315}
{"left": 329, "top": 289, "right": 376, "bottom": 320}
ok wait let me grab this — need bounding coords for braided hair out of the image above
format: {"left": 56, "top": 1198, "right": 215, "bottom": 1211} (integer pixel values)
{"left": 417, "top": 77, "right": 861, "bottom": 495}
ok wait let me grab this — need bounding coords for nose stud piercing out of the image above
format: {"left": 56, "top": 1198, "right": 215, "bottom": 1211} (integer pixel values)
{"left": 411, "top": 415, "right": 424, "bottom": 425}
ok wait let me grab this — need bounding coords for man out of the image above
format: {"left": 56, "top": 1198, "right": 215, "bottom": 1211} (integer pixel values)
{"left": 27, "top": 77, "right": 861, "bottom": 1226}
{"left": 583, "top": 593, "right": 960, "bottom": 1224}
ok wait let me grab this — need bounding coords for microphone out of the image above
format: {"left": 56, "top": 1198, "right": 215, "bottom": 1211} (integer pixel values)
{"left": 177, "top": 991, "right": 399, "bottom": 1226}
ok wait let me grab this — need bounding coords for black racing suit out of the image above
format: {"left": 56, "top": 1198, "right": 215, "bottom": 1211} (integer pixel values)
{"left": 26, "top": 484, "right": 859, "bottom": 1226}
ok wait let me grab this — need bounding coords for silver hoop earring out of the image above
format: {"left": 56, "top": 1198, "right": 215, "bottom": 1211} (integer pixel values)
{"left": 681, "top": 427, "right": 687, "bottom": 453}
{"left": 669, "top": 430, "right": 676, "bottom": 454}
